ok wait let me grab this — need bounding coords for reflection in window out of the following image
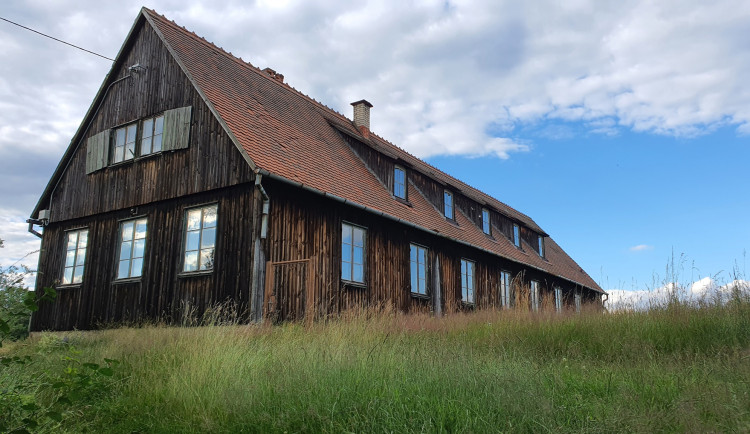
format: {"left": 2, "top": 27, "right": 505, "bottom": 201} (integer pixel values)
{"left": 184, "top": 204, "right": 217, "bottom": 272}
{"left": 394, "top": 166, "right": 406, "bottom": 199}
{"left": 500, "top": 270, "right": 511, "bottom": 308}
{"left": 140, "top": 115, "right": 164, "bottom": 155}
{"left": 63, "top": 229, "right": 88, "bottom": 285}
{"left": 117, "top": 218, "right": 147, "bottom": 279}
{"left": 444, "top": 190, "right": 453, "bottom": 219}
{"left": 341, "top": 223, "right": 366, "bottom": 283}
{"left": 410, "top": 244, "right": 428, "bottom": 295}
{"left": 513, "top": 223, "right": 520, "bottom": 248}
{"left": 482, "top": 208, "right": 490, "bottom": 234}
{"left": 112, "top": 123, "right": 137, "bottom": 163}
{"left": 461, "top": 258, "right": 474, "bottom": 304}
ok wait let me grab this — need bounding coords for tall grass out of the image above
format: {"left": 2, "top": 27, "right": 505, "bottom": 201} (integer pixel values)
{"left": 3, "top": 290, "right": 749, "bottom": 433}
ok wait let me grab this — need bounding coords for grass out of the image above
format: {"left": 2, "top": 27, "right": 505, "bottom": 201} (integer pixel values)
{"left": 2, "top": 296, "right": 749, "bottom": 433}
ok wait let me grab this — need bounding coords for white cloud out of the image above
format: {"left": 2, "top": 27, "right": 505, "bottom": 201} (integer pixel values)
{"left": 607, "top": 277, "right": 750, "bottom": 311}
{"left": 629, "top": 244, "right": 654, "bottom": 252}
{"left": 0, "top": 208, "right": 41, "bottom": 288}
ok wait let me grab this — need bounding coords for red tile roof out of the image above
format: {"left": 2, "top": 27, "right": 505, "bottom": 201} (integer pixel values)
{"left": 143, "top": 9, "right": 603, "bottom": 293}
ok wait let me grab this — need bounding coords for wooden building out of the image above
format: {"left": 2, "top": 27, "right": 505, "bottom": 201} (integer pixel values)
{"left": 28, "top": 8, "right": 604, "bottom": 331}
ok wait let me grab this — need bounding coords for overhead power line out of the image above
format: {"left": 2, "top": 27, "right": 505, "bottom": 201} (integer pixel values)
{"left": 0, "top": 16, "right": 114, "bottom": 61}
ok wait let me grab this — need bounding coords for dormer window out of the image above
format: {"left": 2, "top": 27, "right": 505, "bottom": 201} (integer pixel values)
{"left": 444, "top": 190, "right": 453, "bottom": 219}
{"left": 481, "top": 208, "right": 490, "bottom": 234}
{"left": 537, "top": 235, "right": 545, "bottom": 257}
{"left": 394, "top": 165, "right": 406, "bottom": 199}
{"left": 513, "top": 223, "right": 520, "bottom": 248}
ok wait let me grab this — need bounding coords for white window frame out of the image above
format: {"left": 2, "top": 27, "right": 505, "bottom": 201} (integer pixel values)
{"left": 62, "top": 228, "right": 88, "bottom": 285}
{"left": 554, "top": 287, "right": 563, "bottom": 313}
{"left": 500, "top": 270, "right": 511, "bottom": 308}
{"left": 530, "top": 280, "right": 540, "bottom": 312}
{"left": 482, "top": 208, "right": 491, "bottom": 235}
{"left": 183, "top": 204, "right": 218, "bottom": 273}
{"left": 410, "top": 244, "right": 428, "bottom": 295}
{"left": 538, "top": 235, "right": 545, "bottom": 257}
{"left": 461, "top": 258, "right": 475, "bottom": 304}
{"left": 140, "top": 114, "right": 164, "bottom": 156}
{"left": 394, "top": 165, "right": 406, "bottom": 200}
{"left": 341, "top": 222, "right": 366, "bottom": 284}
{"left": 116, "top": 217, "right": 147, "bottom": 280}
{"left": 444, "top": 190, "right": 454, "bottom": 219}
{"left": 112, "top": 122, "right": 138, "bottom": 164}
{"left": 575, "top": 293, "right": 582, "bottom": 313}
{"left": 513, "top": 223, "right": 521, "bottom": 248}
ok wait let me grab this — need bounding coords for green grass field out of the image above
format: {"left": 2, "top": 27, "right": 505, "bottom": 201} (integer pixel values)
{"left": 2, "top": 296, "right": 749, "bottom": 433}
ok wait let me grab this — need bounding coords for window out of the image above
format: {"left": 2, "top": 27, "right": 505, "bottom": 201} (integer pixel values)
{"left": 62, "top": 229, "right": 88, "bottom": 285}
{"left": 554, "top": 287, "right": 563, "bottom": 313}
{"left": 394, "top": 166, "right": 406, "bottom": 199}
{"left": 140, "top": 115, "right": 164, "bottom": 156}
{"left": 117, "top": 218, "right": 147, "bottom": 279}
{"left": 342, "top": 223, "right": 366, "bottom": 283}
{"left": 444, "top": 190, "right": 453, "bottom": 219}
{"left": 538, "top": 235, "right": 545, "bottom": 257}
{"left": 500, "top": 270, "right": 511, "bottom": 308}
{"left": 575, "top": 293, "right": 582, "bottom": 313}
{"left": 112, "top": 123, "right": 137, "bottom": 164}
{"left": 513, "top": 223, "right": 520, "bottom": 248}
{"left": 183, "top": 204, "right": 217, "bottom": 272}
{"left": 530, "top": 280, "right": 540, "bottom": 312}
{"left": 410, "top": 244, "right": 428, "bottom": 295}
{"left": 482, "top": 208, "right": 491, "bottom": 234}
{"left": 461, "top": 259, "right": 475, "bottom": 304}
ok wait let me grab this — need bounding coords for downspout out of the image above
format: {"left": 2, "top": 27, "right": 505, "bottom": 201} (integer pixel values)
{"left": 26, "top": 218, "right": 44, "bottom": 238}
{"left": 250, "top": 172, "right": 270, "bottom": 321}
{"left": 255, "top": 174, "right": 269, "bottom": 239}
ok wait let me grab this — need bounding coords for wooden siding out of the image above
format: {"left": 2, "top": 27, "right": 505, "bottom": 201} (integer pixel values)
{"left": 31, "top": 185, "right": 258, "bottom": 331}
{"left": 262, "top": 179, "right": 600, "bottom": 321}
{"left": 45, "top": 21, "right": 254, "bottom": 223}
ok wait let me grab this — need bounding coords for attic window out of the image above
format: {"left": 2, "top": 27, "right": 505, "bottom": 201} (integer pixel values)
{"left": 394, "top": 165, "right": 406, "bottom": 199}
{"left": 140, "top": 115, "right": 164, "bottom": 155}
{"left": 444, "top": 190, "right": 454, "bottom": 219}
{"left": 112, "top": 123, "right": 137, "bottom": 164}
{"left": 513, "top": 223, "right": 520, "bottom": 248}
{"left": 482, "top": 208, "right": 490, "bottom": 235}
{"left": 537, "top": 235, "right": 545, "bottom": 257}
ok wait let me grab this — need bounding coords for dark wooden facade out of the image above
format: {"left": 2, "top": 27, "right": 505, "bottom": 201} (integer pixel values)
{"left": 30, "top": 10, "right": 602, "bottom": 331}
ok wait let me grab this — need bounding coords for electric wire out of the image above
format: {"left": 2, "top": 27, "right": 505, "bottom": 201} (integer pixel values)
{"left": 0, "top": 16, "right": 114, "bottom": 61}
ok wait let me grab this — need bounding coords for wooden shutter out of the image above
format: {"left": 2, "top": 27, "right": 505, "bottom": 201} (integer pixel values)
{"left": 85, "top": 130, "right": 110, "bottom": 174}
{"left": 162, "top": 106, "right": 192, "bottom": 151}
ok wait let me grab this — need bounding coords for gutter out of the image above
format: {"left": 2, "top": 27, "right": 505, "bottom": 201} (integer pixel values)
{"left": 256, "top": 169, "right": 604, "bottom": 295}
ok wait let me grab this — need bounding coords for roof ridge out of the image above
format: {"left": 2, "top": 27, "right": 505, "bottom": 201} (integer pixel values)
{"left": 146, "top": 8, "right": 540, "bottom": 229}
{"left": 144, "top": 8, "right": 354, "bottom": 125}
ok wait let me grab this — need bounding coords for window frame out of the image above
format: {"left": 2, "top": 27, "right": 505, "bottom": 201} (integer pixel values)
{"left": 500, "top": 270, "right": 511, "bottom": 308}
{"left": 409, "top": 243, "right": 429, "bottom": 296}
{"left": 444, "top": 190, "right": 454, "bottom": 220}
{"left": 460, "top": 258, "right": 475, "bottom": 305}
{"left": 341, "top": 222, "right": 367, "bottom": 285}
{"left": 538, "top": 235, "right": 545, "bottom": 258}
{"left": 181, "top": 203, "right": 218, "bottom": 275}
{"left": 139, "top": 114, "right": 165, "bottom": 157}
{"left": 61, "top": 228, "right": 89, "bottom": 286}
{"left": 482, "top": 208, "right": 491, "bottom": 235}
{"left": 512, "top": 223, "right": 521, "bottom": 248}
{"left": 530, "top": 280, "right": 540, "bottom": 312}
{"left": 575, "top": 293, "right": 582, "bottom": 313}
{"left": 115, "top": 217, "right": 148, "bottom": 281}
{"left": 554, "top": 287, "right": 563, "bottom": 313}
{"left": 111, "top": 122, "right": 138, "bottom": 165}
{"left": 394, "top": 165, "right": 407, "bottom": 200}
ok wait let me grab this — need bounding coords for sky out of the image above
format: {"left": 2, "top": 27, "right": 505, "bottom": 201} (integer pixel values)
{"left": 1, "top": 0, "right": 748, "bottom": 304}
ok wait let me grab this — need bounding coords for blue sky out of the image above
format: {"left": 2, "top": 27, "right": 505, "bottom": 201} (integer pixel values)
{"left": 1, "top": 1, "right": 748, "bottom": 304}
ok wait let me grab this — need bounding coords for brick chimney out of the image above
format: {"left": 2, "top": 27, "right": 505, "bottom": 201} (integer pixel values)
{"left": 262, "top": 67, "right": 284, "bottom": 84}
{"left": 351, "top": 99, "right": 373, "bottom": 137}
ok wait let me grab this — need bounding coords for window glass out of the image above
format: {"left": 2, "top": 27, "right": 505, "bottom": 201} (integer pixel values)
{"left": 513, "top": 224, "right": 521, "bottom": 248}
{"left": 410, "top": 244, "right": 428, "bottom": 295}
{"left": 530, "top": 280, "right": 540, "bottom": 312}
{"left": 500, "top": 271, "right": 511, "bottom": 308}
{"left": 112, "top": 123, "right": 137, "bottom": 163}
{"left": 575, "top": 294, "right": 582, "bottom": 313}
{"left": 461, "top": 259, "right": 474, "bottom": 304}
{"left": 394, "top": 166, "right": 406, "bottom": 199}
{"left": 141, "top": 115, "right": 165, "bottom": 156}
{"left": 63, "top": 229, "right": 88, "bottom": 285}
{"left": 342, "top": 223, "right": 366, "bottom": 283}
{"left": 444, "top": 191, "right": 453, "bottom": 219}
{"left": 554, "top": 287, "right": 563, "bottom": 312}
{"left": 183, "top": 205, "right": 217, "bottom": 272}
{"left": 117, "top": 218, "right": 147, "bottom": 279}
{"left": 482, "top": 208, "right": 490, "bottom": 234}
{"left": 538, "top": 235, "right": 544, "bottom": 257}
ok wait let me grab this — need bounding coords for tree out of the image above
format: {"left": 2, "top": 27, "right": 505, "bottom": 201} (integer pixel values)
{"left": 0, "top": 265, "right": 34, "bottom": 341}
